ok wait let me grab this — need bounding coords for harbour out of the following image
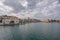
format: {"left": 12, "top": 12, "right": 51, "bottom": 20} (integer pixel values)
{"left": 0, "top": 0, "right": 60, "bottom": 40}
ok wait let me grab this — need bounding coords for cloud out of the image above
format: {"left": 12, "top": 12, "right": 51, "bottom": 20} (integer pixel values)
{"left": 19, "top": 0, "right": 28, "bottom": 8}
{"left": 15, "top": 9, "right": 38, "bottom": 19}
{"left": 0, "top": 0, "right": 14, "bottom": 15}
{"left": 4, "top": 0, "right": 26, "bottom": 13}
{"left": 36, "top": 0, "right": 60, "bottom": 19}
{"left": 0, "top": 0, "right": 5, "bottom": 2}
{"left": 2, "top": 0, "right": 60, "bottom": 19}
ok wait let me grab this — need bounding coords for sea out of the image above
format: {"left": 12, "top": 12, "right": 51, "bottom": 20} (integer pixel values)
{"left": 0, "top": 22, "right": 60, "bottom": 40}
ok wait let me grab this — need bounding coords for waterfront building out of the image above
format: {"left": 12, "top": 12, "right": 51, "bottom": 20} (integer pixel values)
{"left": 0, "top": 15, "right": 20, "bottom": 25}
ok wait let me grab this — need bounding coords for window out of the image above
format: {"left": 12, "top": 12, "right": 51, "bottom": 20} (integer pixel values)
{"left": 0, "top": 20, "right": 2, "bottom": 23}
{"left": 10, "top": 21, "right": 14, "bottom": 23}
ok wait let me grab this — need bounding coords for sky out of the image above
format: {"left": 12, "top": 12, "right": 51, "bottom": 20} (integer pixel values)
{"left": 0, "top": 0, "right": 60, "bottom": 19}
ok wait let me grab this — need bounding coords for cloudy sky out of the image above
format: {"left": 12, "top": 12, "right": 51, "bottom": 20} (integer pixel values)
{"left": 0, "top": 0, "right": 60, "bottom": 19}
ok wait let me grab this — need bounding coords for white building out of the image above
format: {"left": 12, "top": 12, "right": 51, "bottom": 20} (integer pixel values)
{"left": 0, "top": 15, "right": 20, "bottom": 25}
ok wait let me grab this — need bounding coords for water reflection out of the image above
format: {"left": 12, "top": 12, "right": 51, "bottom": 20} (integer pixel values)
{"left": 0, "top": 25, "right": 20, "bottom": 40}
{"left": 0, "top": 23, "right": 60, "bottom": 40}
